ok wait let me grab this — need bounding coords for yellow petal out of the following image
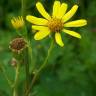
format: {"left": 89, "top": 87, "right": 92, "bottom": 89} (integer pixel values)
{"left": 64, "top": 19, "right": 87, "bottom": 27}
{"left": 52, "top": 1, "right": 60, "bottom": 18}
{"left": 26, "top": 15, "right": 48, "bottom": 25}
{"left": 55, "top": 32, "right": 64, "bottom": 47}
{"left": 57, "top": 3, "right": 68, "bottom": 19}
{"left": 34, "top": 30, "right": 50, "bottom": 40}
{"left": 63, "top": 29, "right": 81, "bottom": 39}
{"left": 32, "top": 25, "right": 49, "bottom": 31}
{"left": 36, "top": 2, "right": 51, "bottom": 20}
{"left": 11, "top": 20, "right": 15, "bottom": 26}
{"left": 11, "top": 16, "right": 24, "bottom": 29}
{"left": 62, "top": 5, "right": 78, "bottom": 23}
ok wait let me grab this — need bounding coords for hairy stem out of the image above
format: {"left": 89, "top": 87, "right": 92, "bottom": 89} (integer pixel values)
{"left": 21, "top": 0, "right": 31, "bottom": 95}
{"left": 21, "top": 0, "right": 26, "bottom": 16}
{"left": 13, "top": 64, "right": 20, "bottom": 96}
{"left": 24, "top": 48, "right": 30, "bottom": 95}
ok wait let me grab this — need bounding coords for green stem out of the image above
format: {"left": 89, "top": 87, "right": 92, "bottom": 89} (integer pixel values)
{"left": 21, "top": 0, "right": 30, "bottom": 94}
{"left": 27, "top": 42, "right": 34, "bottom": 71}
{"left": 21, "top": 0, "right": 26, "bottom": 16}
{"left": 13, "top": 64, "right": 20, "bottom": 96}
{"left": 24, "top": 48, "right": 30, "bottom": 95}
{"left": 25, "top": 39, "right": 54, "bottom": 96}
{"left": 38, "top": 40, "right": 54, "bottom": 73}
{"left": 16, "top": 30, "right": 22, "bottom": 36}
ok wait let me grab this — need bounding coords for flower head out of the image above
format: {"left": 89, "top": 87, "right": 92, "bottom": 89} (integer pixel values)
{"left": 26, "top": 1, "right": 87, "bottom": 47}
{"left": 11, "top": 16, "right": 24, "bottom": 29}
{"left": 11, "top": 58, "right": 18, "bottom": 67}
{"left": 9, "top": 37, "right": 27, "bottom": 54}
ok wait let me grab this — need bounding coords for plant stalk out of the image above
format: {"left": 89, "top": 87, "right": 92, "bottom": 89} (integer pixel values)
{"left": 25, "top": 39, "right": 54, "bottom": 96}
{"left": 13, "top": 64, "right": 20, "bottom": 96}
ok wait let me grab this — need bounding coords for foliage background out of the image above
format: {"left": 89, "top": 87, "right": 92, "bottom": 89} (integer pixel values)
{"left": 0, "top": 0, "right": 96, "bottom": 96}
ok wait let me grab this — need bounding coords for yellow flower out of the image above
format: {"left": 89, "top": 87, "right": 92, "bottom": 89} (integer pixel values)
{"left": 11, "top": 16, "right": 24, "bottom": 29}
{"left": 26, "top": 1, "right": 87, "bottom": 47}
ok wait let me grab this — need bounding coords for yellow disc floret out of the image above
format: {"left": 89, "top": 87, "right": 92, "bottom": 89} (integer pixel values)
{"left": 47, "top": 18, "right": 64, "bottom": 32}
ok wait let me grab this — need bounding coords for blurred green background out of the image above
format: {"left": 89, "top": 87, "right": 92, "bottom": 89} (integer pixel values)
{"left": 0, "top": 0, "right": 96, "bottom": 96}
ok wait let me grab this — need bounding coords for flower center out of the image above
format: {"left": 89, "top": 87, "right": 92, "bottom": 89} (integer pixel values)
{"left": 47, "top": 18, "right": 64, "bottom": 32}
